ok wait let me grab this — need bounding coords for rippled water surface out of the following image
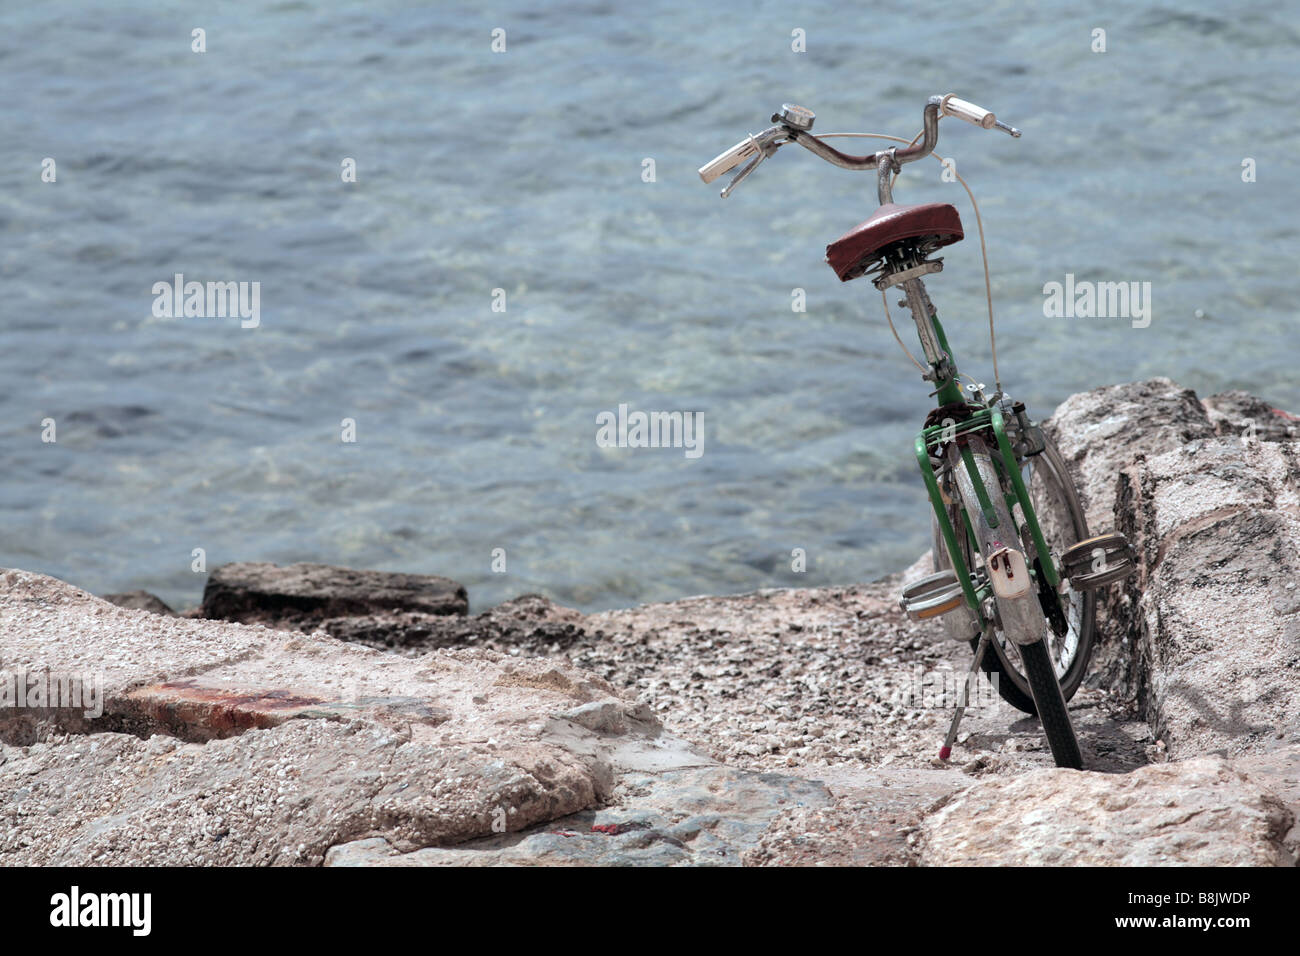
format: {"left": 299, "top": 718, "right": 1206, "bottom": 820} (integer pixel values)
{"left": 2, "top": 1, "right": 1297, "bottom": 611}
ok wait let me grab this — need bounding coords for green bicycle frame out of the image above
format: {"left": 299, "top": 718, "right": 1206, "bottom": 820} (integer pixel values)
{"left": 909, "top": 307, "right": 1062, "bottom": 626}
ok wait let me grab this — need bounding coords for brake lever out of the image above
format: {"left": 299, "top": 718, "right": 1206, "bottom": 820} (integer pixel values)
{"left": 719, "top": 138, "right": 782, "bottom": 198}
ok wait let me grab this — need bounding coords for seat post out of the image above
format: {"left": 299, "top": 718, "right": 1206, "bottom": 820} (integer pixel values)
{"left": 900, "top": 277, "right": 958, "bottom": 397}
{"left": 901, "top": 277, "right": 943, "bottom": 365}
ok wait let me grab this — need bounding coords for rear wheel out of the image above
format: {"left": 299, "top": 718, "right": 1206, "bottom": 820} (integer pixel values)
{"left": 933, "top": 436, "right": 1095, "bottom": 715}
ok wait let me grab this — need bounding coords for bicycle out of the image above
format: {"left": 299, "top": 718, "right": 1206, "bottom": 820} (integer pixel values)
{"left": 699, "top": 95, "right": 1135, "bottom": 769}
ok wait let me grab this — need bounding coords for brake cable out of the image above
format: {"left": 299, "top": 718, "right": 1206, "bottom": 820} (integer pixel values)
{"left": 812, "top": 127, "right": 1002, "bottom": 396}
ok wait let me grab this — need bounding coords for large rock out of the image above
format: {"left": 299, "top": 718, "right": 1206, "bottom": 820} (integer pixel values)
{"left": 199, "top": 562, "right": 468, "bottom": 641}
{"left": 0, "top": 569, "right": 689, "bottom": 864}
{"left": 1044, "top": 378, "right": 1215, "bottom": 534}
{"left": 322, "top": 593, "right": 589, "bottom": 654}
{"left": 1233, "top": 744, "right": 1300, "bottom": 860}
{"left": 1115, "top": 437, "right": 1300, "bottom": 756}
{"left": 1203, "top": 390, "right": 1300, "bottom": 443}
{"left": 1046, "top": 380, "right": 1300, "bottom": 762}
{"left": 1047, "top": 378, "right": 1300, "bottom": 535}
{"left": 101, "top": 590, "right": 176, "bottom": 616}
{"left": 325, "top": 767, "right": 833, "bottom": 866}
{"left": 742, "top": 766, "right": 969, "bottom": 866}
{"left": 919, "top": 756, "right": 1295, "bottom": 866}
{"left": 0, "top": 719, "right": 602, "bottom": 865}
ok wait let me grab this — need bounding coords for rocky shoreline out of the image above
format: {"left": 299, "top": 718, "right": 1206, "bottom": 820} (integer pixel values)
{"left": 2, "top": 379, "right": 1297, "bottom": 866}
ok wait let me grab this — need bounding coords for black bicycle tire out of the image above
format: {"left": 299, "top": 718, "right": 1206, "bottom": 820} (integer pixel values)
{"left": 1017, "top": 635, "right": 1083, "bottom": 769}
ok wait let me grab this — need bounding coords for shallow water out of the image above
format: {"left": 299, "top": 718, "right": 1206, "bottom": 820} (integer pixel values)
{"left": 2, "top": 1, "right": 1297, "bottom": 611}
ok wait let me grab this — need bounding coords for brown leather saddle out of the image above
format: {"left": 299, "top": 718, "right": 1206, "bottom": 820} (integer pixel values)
{"left": 825, "top": 202, "right": 964, "bottom": 282}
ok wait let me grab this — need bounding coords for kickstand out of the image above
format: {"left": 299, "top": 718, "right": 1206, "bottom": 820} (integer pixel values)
{"left": 939, "top": 631, "right": 990, "bottom": 761}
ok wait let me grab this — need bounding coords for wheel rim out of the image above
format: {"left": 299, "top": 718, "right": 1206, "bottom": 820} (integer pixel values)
{"left": 1013, "top": 454, "right": 1086, "bottom": 677}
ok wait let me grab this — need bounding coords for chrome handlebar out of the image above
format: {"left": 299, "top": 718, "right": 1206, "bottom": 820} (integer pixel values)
{"left": 699, "top": 94, "right": 1021, "bottom": 201}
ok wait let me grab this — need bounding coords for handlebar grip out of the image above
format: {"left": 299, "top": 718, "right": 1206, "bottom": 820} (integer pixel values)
{"left": 699, "top": 136, "right": 760, "bottom": 184}
{"left": 940, "top": 95, "right": 996, "bottom": 129}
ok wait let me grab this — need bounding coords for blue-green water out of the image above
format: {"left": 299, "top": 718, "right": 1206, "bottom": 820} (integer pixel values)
{"left": 2, "top": 1, "right": 1297, "bottom": 612}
